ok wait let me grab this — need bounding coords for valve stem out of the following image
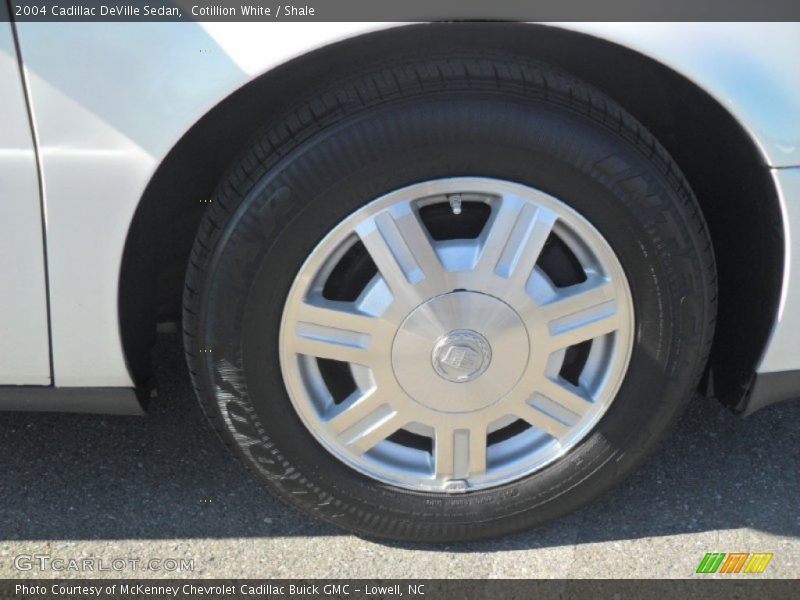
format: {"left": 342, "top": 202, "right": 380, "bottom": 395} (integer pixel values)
{"left": 449, "top": 194, "right": 462, "bottom": 215}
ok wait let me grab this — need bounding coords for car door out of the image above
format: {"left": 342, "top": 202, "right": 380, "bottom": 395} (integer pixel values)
{"left": 0, "top": 12, "right": 51, "bottom": 385}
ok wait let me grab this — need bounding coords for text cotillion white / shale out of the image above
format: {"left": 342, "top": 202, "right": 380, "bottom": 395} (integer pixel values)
{"left": 192, "top": 5, "right": 316, "bottom": 16}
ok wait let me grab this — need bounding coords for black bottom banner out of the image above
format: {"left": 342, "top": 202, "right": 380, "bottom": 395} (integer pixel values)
{"left": 2, "top": 579, "right": 798, "bottom": 600}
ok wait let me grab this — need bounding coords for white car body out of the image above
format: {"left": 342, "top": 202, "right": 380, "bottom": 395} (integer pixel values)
{"left": 1, "top": 21, "right": 798, "bottom": 414}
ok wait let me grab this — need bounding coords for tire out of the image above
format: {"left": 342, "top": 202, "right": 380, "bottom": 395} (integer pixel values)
{"left": 183, "top": 55, "right": 716, "bottom": 542}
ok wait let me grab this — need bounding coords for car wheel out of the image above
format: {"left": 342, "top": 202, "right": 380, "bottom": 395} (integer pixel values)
{"left": 183, "top": 56, "right": 716, "bottom": 542}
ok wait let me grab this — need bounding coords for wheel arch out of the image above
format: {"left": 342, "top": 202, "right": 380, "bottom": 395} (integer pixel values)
{"left": 119, "top": 22, "right": 783, "bottom": 409}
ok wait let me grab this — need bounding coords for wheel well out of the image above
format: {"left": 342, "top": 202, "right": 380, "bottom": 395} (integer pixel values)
{"left": 120, "top": 22, "right": 783, "bottom": 408}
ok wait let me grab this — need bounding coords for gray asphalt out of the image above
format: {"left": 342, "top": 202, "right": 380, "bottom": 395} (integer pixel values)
{"left": 1, "top": 334, "right": 798, "bottom": 578}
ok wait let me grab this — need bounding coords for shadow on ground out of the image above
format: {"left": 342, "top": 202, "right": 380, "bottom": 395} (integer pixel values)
{"left": 2, "top": 334, "right": 798, "bottom": 550}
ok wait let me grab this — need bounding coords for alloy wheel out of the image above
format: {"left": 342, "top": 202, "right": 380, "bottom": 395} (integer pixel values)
{"left": 279, "top": 178, "right": 634, "bottom": 492}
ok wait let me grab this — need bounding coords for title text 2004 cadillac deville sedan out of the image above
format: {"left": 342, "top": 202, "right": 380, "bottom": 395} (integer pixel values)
{"left": 2, "top": 19, "right": 799, "bottom": 541}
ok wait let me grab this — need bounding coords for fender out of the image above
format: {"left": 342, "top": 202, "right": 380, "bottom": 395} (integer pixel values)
{"left": 11, "top": 21, "right": 799, "bottom": 390}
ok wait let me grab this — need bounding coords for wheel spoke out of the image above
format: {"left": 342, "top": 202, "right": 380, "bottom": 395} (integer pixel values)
{"left": 468, "top": 427, "right": 488, "bottom": 476}
{"left": 512, "top": 402, "right": 571, "bottom": 440}
{"left": 291, "top": 300, "right": 390, "bottom": 365}
{"left": 476, "top": 197, "right": 526, "bottom": 272}
{"left": 327, "top": 389, "right": 389, "bottom": 433}
{"left": 542, "top": 278, "right": 616, "bottom": 318}
{"left": 434, "top": 427, "right": 487, "bottom": 480}
{"left": 292, "top": 330, "right": 368, "bottom": 366}
{"left": 335, "top": 400, "right": 404, "bottom": 454}
{"left": 543, "top": 280, "right": 621, "bottom": 350}
{"left": 509, "top": 377, "right": 594, "bottom": 440}
{"left": 537, "top": 378, "right": 593, "bottom": 417}
{"left": 355, "top": 204, "right": 445, "bottom": 307}
{"left": 292, "top": 336, "right": 372, "bottom": 365}
{"left": 295, "top": 300, "right": 387, "bottom": 337}
{"left": 478, "top": 197, "right": 557, "bottom": 287}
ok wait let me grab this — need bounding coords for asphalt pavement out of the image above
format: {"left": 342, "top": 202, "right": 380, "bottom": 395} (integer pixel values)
{"left": 1, "top": 334, "right": 798, "bottom": 578}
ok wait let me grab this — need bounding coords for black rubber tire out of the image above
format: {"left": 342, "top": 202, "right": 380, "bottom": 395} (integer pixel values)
{"left": 183, "top": 55, "right": 717, "bottom": 542}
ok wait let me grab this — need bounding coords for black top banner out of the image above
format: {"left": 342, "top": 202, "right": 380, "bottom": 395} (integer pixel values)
{"left": 6, "top": 0, "right": 800, "bottom": 22}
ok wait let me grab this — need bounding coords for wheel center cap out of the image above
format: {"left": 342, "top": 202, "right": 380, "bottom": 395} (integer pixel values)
{"left": 432, "top": 330, "right": 492, "bottom": 383}
{"left": 391, "top": 291, "right": 529, "bottom": 413}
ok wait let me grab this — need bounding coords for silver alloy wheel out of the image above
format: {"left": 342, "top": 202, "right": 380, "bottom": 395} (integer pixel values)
{"left": 279, "top": 178, "right": 634, "bottom": 492}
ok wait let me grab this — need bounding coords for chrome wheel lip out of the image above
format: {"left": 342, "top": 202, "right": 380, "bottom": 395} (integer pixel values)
{"left": 279, "top": 177, "right": 635, "bottom": 493}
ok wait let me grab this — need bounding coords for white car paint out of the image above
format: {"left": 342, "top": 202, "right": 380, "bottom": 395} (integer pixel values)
{"left": 4, "top": 22, "right": 800, "bottom": 388}
{"left": 759, "top": 168, "right": 800, "bottom": 374}
{"left": 0, "top": 22, "right": 50, "bottom": 385}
